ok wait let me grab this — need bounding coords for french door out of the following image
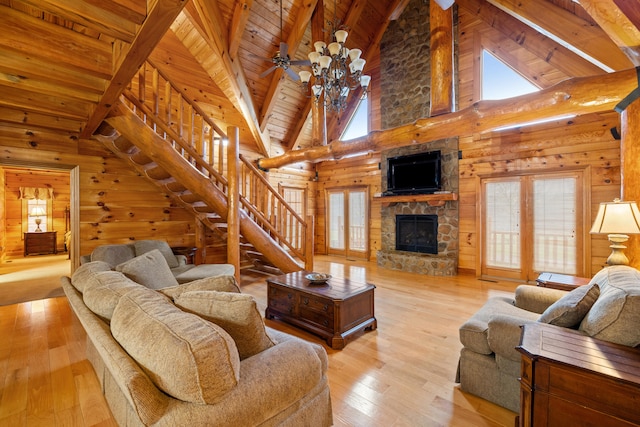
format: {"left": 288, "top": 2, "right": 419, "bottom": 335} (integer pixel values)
{"left": 326, "top": 187, "right": 368, "bottom": 259}
{"left": 481, "top": 171, "right": 585, "bottom": 281}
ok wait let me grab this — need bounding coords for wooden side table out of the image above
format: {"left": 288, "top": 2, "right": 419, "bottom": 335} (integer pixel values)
{"left": 535, "top": 272, "right": 590, "bottom": 291}
{"left": 516, "top": 323, "right": 640, "bottom": 427}
{"left": 24, "top": 231, "right": 57, "bottom": 256}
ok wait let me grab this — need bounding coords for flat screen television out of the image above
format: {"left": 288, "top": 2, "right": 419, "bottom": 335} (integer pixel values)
{"left": 386, "top": 150, "right": 441, "bottom": 195}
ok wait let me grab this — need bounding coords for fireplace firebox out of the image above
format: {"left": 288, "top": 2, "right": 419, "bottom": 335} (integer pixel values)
{"left": 395, "top": 215, "right": 438, "bottom": 254}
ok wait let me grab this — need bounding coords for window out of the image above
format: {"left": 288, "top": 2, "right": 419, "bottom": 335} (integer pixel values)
{"left": 340, "top": 97, "right": 368, "bottom": 140}
{"left": 481, "top": 50, "right": 538, "bottom": 100}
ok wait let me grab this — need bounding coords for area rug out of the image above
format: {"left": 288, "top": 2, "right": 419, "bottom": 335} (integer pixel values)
{"left": 0, "top": 254, "right": 69, "bottom": 306}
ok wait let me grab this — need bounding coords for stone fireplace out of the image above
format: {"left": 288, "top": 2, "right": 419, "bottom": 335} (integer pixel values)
{"left": 376, "top": 139, "right": 459, "bottom": 276}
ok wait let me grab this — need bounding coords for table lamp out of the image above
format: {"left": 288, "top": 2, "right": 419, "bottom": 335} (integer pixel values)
{"left": 30, "top": 206, "right": 46, "bottom": 232}
{"left": 590, "top": 198, "right": 640, "bottom": 265}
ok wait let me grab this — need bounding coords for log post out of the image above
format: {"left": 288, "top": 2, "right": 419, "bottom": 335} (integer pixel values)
{"left": 621, "top": 99, "right": 640, "bottom": 268}
{"left": 195, "top": 219, "right": 206, "bottom": 265}
{"left": 227, "top": 126, "right": 241, "bottom": 283}
{"left": 430, "top": 1, "right": 454, "bottom": 116}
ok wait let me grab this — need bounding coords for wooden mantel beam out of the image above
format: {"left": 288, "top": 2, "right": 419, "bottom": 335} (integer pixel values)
{"left": 257, "top": 67, "right": 639, "bottom": 170}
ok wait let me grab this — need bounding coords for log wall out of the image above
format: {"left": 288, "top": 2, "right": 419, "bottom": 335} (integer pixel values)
{"left": 0, "top": 134, "right": 199, "bottom": 264}
{"left": 456, "top": 6, "right": 620, "bottom": 276}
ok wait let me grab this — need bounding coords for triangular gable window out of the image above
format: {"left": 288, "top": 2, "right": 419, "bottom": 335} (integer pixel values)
{"left": 340, "top": 97, "right": 368, "bottom": 140}
{"left": 482, "top": 50, "right": 539, "bottom": 100}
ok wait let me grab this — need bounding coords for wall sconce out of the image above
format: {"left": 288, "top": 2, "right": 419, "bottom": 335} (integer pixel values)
{"left": 590, "top": 198, "right": 640, "bottom": 265}
{"left": 30, "top": 205, "right": 46, "bottom": 232}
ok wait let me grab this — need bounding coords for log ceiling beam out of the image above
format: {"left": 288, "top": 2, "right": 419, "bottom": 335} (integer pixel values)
{"left": 189, "top": 0, "right": 271, "bottom": 156}
{"left": 577, "top": 0, "right": 640, "bottom": 66}
{"left": 259, "top": 0, "right": 318, "bottom": 132}
{"left": 229, "top": 0, "right": 254, "bottom": 58}
{"left": 81, "top": 0, "right": 189, "bottom": 138}
{"left": 258, "top": 67, "right": 639, "bottom": 170}
{"left": 486, "top": 0, "right": 633, "bottom": 72}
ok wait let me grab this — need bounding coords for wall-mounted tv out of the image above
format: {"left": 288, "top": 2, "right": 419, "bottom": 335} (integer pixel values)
{"left": 385, "top": 150, "right": 441, "bottom": 195}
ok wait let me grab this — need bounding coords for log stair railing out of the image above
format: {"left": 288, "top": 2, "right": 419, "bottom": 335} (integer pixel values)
{"left": 94, "top": 60, "right": 311, "bottom": 274}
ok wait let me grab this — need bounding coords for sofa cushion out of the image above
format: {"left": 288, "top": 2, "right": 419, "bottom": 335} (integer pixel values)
{"left": 579, "top": 266, "right": 640, "bottom": 347}
{"left": 70, "top": 260, "right": 112, "bottom": 293}
{"left": 116, "top": 249, "right": 179, "bottom": 290}
{"left": 173, "top": 264, "right": 236, "bottom": 284}
{"left": 83, "top": 271, "right": 141, "bottom": 322}
{"left": 111, "top": 286, "right": 240, "bottom": 404}
{"left": 160, "top": 275, "right": 241, "bottom": 301}
{"left": 538, "top": 284, "right": 600, "bottom": 328}
{"left": 91, "top": 244, "right": 136, "bottom": 268}
{"left": 175, "top": 290, "right": 275, "bottom": 360}
{"left": 134, "top": 240, "right": 179, "bottom": 269}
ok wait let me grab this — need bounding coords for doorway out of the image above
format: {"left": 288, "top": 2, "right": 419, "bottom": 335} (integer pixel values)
{"left": 326, "top": 187, "right": 368, "bottom": 259}
{"left": 480, "top": 171, "right": 587, "bottom": 281}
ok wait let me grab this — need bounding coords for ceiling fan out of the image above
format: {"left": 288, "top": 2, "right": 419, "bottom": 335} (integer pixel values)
{"left": 257, "top": 0, "right": 309, "bottom": 81}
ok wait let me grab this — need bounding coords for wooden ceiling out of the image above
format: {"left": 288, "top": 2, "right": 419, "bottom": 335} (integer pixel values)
{"left": 1, "top": 0, "right": 639, "bottom": 159}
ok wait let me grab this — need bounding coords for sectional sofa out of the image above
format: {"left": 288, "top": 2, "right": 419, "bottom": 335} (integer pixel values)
{"left": 62, "top": 252, "right": 333, "bottom": 426}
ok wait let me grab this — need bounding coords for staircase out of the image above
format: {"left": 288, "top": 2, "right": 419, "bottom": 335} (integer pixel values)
{"left": 93, "top": 60, "right": 312, "bottom": 275}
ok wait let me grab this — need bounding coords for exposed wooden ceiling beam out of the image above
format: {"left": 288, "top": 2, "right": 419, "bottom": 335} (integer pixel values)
{"left": 229, "top": 0, "right": 254, "bottom": 58}
{"left": 259, "top": 67, "right": 639, "bottom": 169}
{"left": 577, "top": 0, "right": 640, "bottom": 66}
{"left": 486, "top": 0, "right": 633, "bottom": 72}
{"left": 259, "top": 0, "right": 318, "bottom": 132}
{"left": 189, "top": 0, "right": 271, "bottom": 156}
{"left": 82, "top": 0, "right": 189, "bottom": 138}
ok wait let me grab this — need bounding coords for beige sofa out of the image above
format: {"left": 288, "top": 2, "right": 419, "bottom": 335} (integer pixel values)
{"left": 81, "top": 240, "right": 235, "bottom": 284}
{"left": 62, "top": 260, "right": 333, "bottom": 426}
{"left": 456, "top": 265, "right": 640, "bottom": 412}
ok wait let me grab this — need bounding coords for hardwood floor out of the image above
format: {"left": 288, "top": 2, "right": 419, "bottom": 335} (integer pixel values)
{"left": 0, "top": 255, "right": 519, "bottom": 426}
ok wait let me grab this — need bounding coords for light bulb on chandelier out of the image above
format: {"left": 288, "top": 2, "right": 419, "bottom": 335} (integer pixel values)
{"left": 299, "top": 2, "right": 370, "bottom": 113}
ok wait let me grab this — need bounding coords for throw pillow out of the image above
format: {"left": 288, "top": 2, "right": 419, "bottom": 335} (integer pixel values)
{"left": 160, "top": 275, "right": 241, "bottom": 301}
{"left": 116, "top": 249, "right": 179, "bottom": 290}
{"left": 70, "top": 260, "right": 112, "bottom": 293}
{"left": 538, "top": 284, "right": 600, "bottom": 328}
{"left": 175, "top": 290, "right": 275, "bottom": 360}
{"left": 134, "top": 240, "right": 179, "bottom": 268}
{"left": 82, "top": 271, "right": 141, "bottom": 322}
{"left": 111, "top": 286, "right": 240, "bottom": 404}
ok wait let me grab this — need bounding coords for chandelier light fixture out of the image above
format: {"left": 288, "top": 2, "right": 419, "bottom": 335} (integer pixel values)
{"left": 298, "top": 1, "right": 370, "bottom": 113}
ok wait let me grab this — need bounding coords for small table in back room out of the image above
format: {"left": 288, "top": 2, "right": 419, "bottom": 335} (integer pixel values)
{"left": 266, "top": 271, "right": 377, "bottom": 349}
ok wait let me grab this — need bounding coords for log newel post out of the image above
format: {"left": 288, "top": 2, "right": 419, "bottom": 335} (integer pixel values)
{"left": 227, "top": 126, "right": 241, "bottom": 283}
{"left": 305, "top": 214, "right": 315, "bottom": 271}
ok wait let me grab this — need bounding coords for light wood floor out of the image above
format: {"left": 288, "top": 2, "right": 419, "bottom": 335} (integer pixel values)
{"left": 0, "top": 255, "right": 519, "bottom": 426}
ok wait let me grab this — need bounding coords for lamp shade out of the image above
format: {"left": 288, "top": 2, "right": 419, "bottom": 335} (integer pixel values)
{"left": 30, "top": 206, "right": 46, "bottom": 217}
{"left": 590, "top": 198, "right": 640, "bottom": 235}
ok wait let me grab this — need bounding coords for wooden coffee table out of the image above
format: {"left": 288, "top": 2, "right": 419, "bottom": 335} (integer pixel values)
{"left": 265, "top": 271, "right": 377, "bottom": 349}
